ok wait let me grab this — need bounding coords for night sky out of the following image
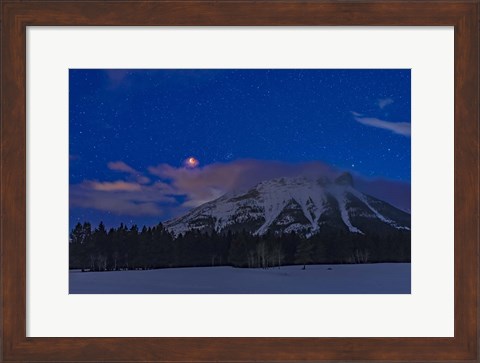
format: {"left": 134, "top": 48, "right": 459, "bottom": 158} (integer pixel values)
{"left": 70, "top": 69, "right": 411, "bottom": 228}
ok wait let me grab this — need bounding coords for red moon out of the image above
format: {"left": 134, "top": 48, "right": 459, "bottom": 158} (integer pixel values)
{"left": 185, "top": 157, "right": 199, "bottom": 168}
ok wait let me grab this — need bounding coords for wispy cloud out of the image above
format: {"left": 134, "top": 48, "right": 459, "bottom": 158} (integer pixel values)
{"left": 105, "top": 69, "right": 130, "bottom": 88}
{"left": 70, "top": 180, "right": 176, "bottom": 217}
{"left": 352, "top": 112, "right": 410, "bottom": 137}
{"left": 378, "top": 98, "right": 394, "bottom": 109}
{"left": 108, "top": 161, "right": 137, "bottom": 174}
{"left": 70, "top": 189, "right": 165, "bottom": 216}
{"left": 88, "top": 180, "right": 142, "bottom": 192}
{"left": 108, "top": 160, "right": 150, "bottom": 184}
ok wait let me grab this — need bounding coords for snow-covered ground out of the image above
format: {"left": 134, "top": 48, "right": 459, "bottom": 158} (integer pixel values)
{"left": 69, "top": 263, "right": 410, "bottom": 294}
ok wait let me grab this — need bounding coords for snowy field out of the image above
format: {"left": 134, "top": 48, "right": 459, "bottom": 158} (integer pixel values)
{"left": 69, "top": 263, "right": 410, "bottom": 294}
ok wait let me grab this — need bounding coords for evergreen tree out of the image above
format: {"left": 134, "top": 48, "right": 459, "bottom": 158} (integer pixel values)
{"left": 69, "top": 221, "right": 410, "bottom": 270}
{"left": 294, "top": 238, "right": 314, "bottom": 269}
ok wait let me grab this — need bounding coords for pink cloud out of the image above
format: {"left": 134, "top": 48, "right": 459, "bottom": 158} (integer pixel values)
{"left": 149, "top": 159, "right": 337, "bottom": 208}
{"left": 136, "top": 176, "right": 151, "bottom": 184}
{"left": 108, "top": 161, "right": 138, "bottom": 174}
{"left": 89, "top": 180, "right": 142, "bottom": 192}
{"left": 108, "top": 160, "right": 151, "bottom": 184}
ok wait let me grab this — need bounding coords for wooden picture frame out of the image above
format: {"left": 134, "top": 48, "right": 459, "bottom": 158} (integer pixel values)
{"left": 1, "top": 1, "right": 478, "bottom": 361}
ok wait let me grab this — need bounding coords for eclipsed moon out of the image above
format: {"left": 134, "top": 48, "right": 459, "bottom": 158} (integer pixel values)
{"left": 185, "top": 157, "right": 199, "bottom": 168}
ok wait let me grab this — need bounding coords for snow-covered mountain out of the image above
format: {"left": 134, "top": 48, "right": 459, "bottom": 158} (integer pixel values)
{"left": 164, "top": 173, "right": 410, "bottom": 237}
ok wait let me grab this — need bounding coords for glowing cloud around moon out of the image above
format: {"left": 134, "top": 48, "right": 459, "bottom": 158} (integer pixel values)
{"left": 185, "top": 157, "right": 199, "bottom": 168}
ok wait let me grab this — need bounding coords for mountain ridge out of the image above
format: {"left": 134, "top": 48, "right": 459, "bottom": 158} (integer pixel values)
{"left": 164, "top": 173, "right": 411, "bottom": 238}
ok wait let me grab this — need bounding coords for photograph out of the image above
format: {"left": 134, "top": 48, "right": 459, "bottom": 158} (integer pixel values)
{"left": 3, "top": 1, "right": 476, "bottom": 360}
{"left": 69, "top": 69, "right": 411, "bottom": 294}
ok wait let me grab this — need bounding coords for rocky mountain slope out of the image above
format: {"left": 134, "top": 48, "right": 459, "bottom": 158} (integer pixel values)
{"left": 164, "top": 173, "right": 410, "bottom": 238}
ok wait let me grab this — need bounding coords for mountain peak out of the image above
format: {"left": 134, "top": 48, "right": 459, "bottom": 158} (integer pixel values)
{"left": 335, "top": 172, "right": 354, "bottom": 187}
{"left": 164, "top": 172, "right": 411, "bottom": 238}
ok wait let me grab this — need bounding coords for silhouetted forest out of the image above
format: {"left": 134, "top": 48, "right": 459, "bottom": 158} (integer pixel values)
{"left": 69, "top": 222, "right": 410, "bottom": 271}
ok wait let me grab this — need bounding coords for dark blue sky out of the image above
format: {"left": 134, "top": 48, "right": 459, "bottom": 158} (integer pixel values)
{"left": 70, "top": 69, "right": 411, "bottom": 228}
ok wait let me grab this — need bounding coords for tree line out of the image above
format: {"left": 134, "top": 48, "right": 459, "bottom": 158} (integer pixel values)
{"left": 69, "top": 222, "right": 411, "bottom": 271}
